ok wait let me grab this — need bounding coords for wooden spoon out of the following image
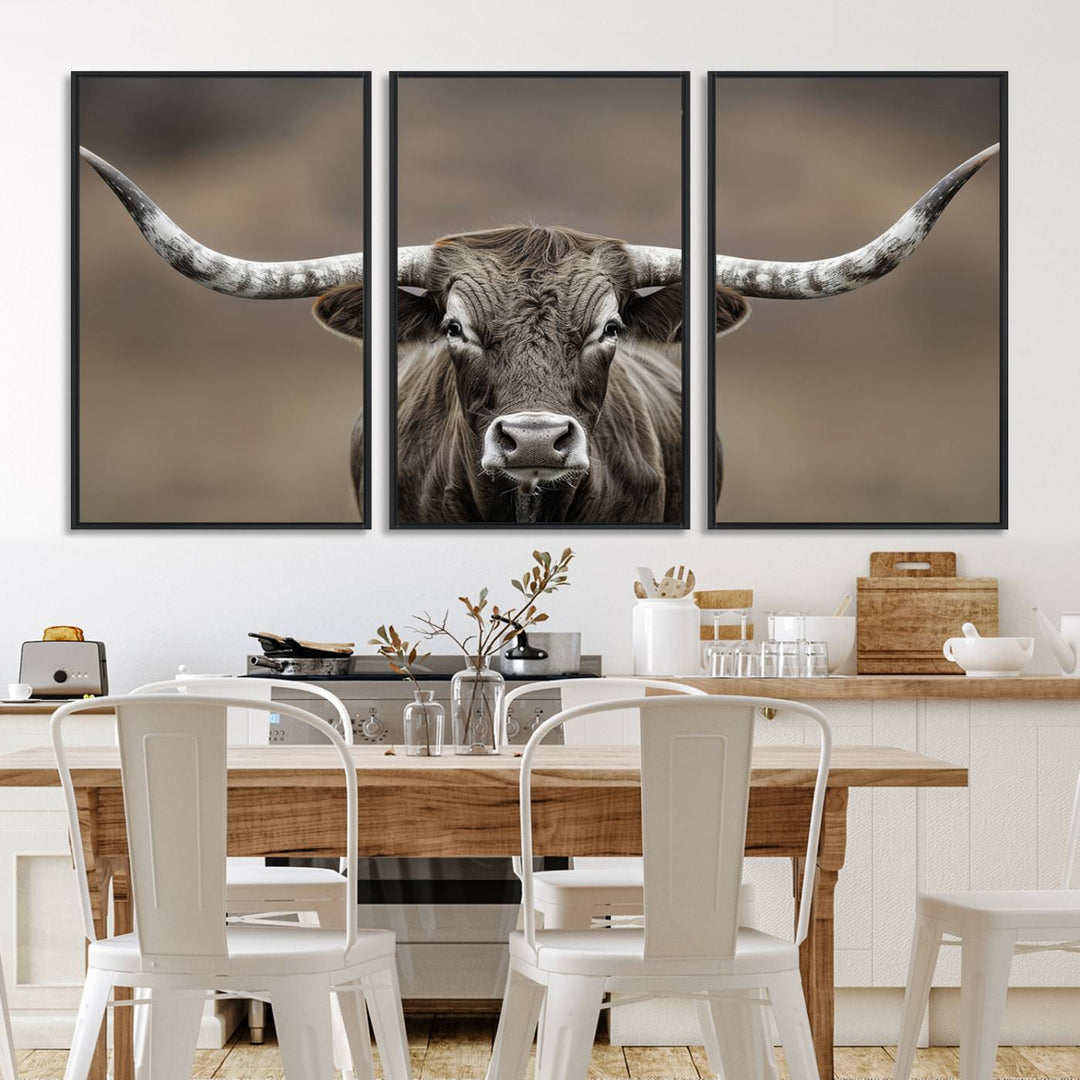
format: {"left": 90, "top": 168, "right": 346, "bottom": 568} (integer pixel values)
{"left": 656, "top": 565, "right": 696, "bottom": 599}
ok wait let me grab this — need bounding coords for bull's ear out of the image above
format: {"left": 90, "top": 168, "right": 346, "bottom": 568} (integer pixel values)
{"left": 623, "top": 284, "right": 683, "bottom": 344}
{"left": 716, "top": 285, "right": 751, "bottom": 338}
{"left": 397, "top": 286, "right": 442, "bottom": 344}
{"left": 313, "top": 285, "right": 365, "bottom": 341}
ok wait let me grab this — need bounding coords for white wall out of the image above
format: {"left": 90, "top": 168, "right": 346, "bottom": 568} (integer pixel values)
{"left": 0, "top": 0, "right": 1076, "bottom": 691}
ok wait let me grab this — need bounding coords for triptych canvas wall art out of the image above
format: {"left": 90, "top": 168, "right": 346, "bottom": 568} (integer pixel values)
{"left": 72, "top": 70, "right": 1005, "bottom": 531}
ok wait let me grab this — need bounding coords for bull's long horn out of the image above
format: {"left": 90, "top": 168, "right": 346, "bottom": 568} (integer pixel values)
{"left": 715, "top": 143, "right": 1000, "bottom": 300}
{"left": 80, "top": 146, "right": 365, "bottom": 299}
{"left": 397, "top": 246, "right": 435, "bottom": 286}
{"left": 623, "top": 245, "right": 683, "bottom": 288}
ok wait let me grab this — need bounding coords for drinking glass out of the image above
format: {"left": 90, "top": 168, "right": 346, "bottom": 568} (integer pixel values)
{"left": 759, "top": 640, "right": 781, "bottom": 678}
{"left": 777, "top": 641, "right": 802, "bottom": 678}
{"left": 705, "top": 640, "right": 732, "bottom": 677}
{"left": 805, "top": 641, "right": 830, "bottom": 678}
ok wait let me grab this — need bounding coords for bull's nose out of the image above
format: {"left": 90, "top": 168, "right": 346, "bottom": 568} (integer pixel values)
{"left": 480, "top": 411, "right": 589, "bottom": 475}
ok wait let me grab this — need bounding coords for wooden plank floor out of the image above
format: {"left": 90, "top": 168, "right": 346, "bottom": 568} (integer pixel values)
{"left": 15, "top": 1020, "right": 1080, "bottom": 1078}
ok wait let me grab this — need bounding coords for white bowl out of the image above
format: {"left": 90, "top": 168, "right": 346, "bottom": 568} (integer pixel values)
{"left": 943, "top": 636, "right": 1035, "bottom": 677}
{"left": 771, "top": 616, "right": 856, "bottom": 674}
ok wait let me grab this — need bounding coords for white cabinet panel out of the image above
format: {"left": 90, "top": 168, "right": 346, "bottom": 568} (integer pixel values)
{"left": 871, "top": 701, "right": 919, "bottom": 986}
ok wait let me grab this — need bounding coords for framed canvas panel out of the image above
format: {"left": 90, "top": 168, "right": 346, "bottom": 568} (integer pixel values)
{"left": 709, "top": 72, "right": 1007, "bottom": 529}
{"left": 73, "top": 71, "right": 371, "bottom": 528}
{"left": 390, "top": 72, "right": 690, "bottom": 529}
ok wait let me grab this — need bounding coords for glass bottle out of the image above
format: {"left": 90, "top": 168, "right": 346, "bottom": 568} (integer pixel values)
{"left": 450, "top": 656, "right": 505, "bottom": 755}
{"left": 403, "top": 689, "right": 444, "bottom": 757}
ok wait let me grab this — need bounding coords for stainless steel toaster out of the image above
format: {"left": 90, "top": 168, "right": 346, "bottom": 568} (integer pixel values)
{"left": 19, "top": 641, "right": 108, "bottom": 698}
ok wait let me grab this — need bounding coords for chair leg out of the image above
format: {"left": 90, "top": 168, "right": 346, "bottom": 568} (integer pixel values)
{"left": 703, "top": 995, "right": 777, "bottom": 1080}
{"left": 248, "top": 997, "right": 267, "bottom": 1044}
{"left": 268, "top": 975, "right": 335, "bottom": 1080}
{"left": 958, "top": 930, "right": 1016, "bottom": 1080}
{"left": 364, "top": 965, "right": 412, "bottom": 1080}
{"left": 63, "top": 969, "right": 113, "bottom": 1080}
{"left": 0, "top": 968, "right": 15, "bottom": 1080}
{"left": 132, "top": 988, "right": 204, "bottom": 1080}
{"left": 487, "top": 963, "right": 545, "bottom": 1080}
{"left": 765, "top": 970, "right": 819, "bottom": 1080}
{"left": 333, "top": 986, "right": 375, "bottom": 1080}
{"left": 536, "top": 974, "right": 605, "bottom": 1080}
{"left": 892, "top": 917, "right": 944, "bottom": 1080}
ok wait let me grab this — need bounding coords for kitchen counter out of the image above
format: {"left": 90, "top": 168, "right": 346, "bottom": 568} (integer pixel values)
{"left": 666, "top": 675, "right": 1080, "bottom": 699}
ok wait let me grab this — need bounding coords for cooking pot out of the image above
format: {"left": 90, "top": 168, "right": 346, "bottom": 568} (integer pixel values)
{"left": 497, "top": 632, "right": 581, "bottom": 678}
{"left": 249, "top": 654, "right": 353, "bottom": 677}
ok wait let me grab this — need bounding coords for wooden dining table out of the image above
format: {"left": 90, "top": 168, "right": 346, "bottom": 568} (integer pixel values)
{"left": 0, "top": 742, "right": 966, "bottom": 1080}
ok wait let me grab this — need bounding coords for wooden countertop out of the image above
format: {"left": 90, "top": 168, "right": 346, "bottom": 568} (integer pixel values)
{"left": 0, "top": 743, "right": 966, "bottom": 790}
{"left": 3, "top": 676, "right": 1080, "bottom": 715}
{"left": 668, "top": 675, "right": 1080, "bottom": 700}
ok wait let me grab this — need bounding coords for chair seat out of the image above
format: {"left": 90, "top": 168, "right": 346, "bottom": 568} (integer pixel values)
{"left": 533, "top": 867, "right": 754, "bottom": 909}
{"left": 920, "top": 889, "right": 1080, "bottom": 932}
{"left": 226, "top": 864, "right": 345, "bottom": 893}
{"left": 509, "top": 925, "right": 797, "bottom": 977}
{"left": 89, "top": 924, "right": 395, "bottom": 977}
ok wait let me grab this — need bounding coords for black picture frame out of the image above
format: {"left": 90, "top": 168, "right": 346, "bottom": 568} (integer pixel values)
{"left": 707, "top": 71, "right": 1008, "bottom": 530}
{"left": 389, "top": 71, "right": 691, "bottom": 530}
{"left": 71, "top": 70, "right": 372, "bottom": 530}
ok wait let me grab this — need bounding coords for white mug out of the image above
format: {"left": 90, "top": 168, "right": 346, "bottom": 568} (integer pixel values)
{"left": 7, "top": 683, "right": 33, "bottom": 701}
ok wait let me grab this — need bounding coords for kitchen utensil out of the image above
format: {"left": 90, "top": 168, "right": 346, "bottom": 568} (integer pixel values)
{"left": 635, "top": 567, "right": 658, "bottom": 598}
{"left": 857, "top": 552, "right": 998, "bottom": 674}
{"left": 962, "top": 622, "right": 981, "bottom": 639}
{"left": 249, "top": 654, "right": 352, "bottom": 677}
{"left": 772, "top": 616, "right": 856, "bottom": 674}
{"left": 632, "top": 597, "right": 700, "bottom": 676}
{"left": 831, "top": 594, "right": 853, "bottom": 618}
{"left": 1033, "top": 609, "right": 1080, "bottom": 677}
{"left": 942, "top": 634, "right": 1035, "bottom": 677}
{"left": 656, "top": 565, "right": 696, "bottom": 599}
{"left": 497, "top": 632, "right": 582, "bottom": 677}
{"left": 19, "top": 639, "right": 108, "bottom": 698}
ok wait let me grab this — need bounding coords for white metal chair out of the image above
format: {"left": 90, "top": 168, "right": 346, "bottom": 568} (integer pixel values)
{"left": 52, "top": 694, "right": 411, "bottom": 1080}
{"left": 489, "top": 694, "right": 832, "bottom": 1080}
{"left": 132, "top": 676, "right": 352, "bottom": 1051}
{"left": 0, "top": 954, "right": 17, "bottom": 1080}
{"left": 892, "top": 770, "right": 1080, "bottom": 1080}
{"left": 498, "top": 678, "right": 767, "bottom": 1078}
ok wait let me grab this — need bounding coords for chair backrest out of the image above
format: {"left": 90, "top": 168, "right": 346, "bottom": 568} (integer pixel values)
{"left": 501, "top": 677, "right": 705, "bottom": 746}
{"left": 51, "top": 694, "right": 359, "bottom": 963}
{"left": 131, "top": 676, "right": 354, "bottom": 745}
{"left": 519, "top": 695, "right": 831, "bottom": 959}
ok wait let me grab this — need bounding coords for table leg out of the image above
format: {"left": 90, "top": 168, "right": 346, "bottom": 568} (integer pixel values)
{"left": 112, "top": 862, "right": 134, "bottom": 1080}
{"left": 793, "top": 788, "right": 848, "bottom": 1080}
{"left": 75, "top": 789, "right": 112, "bottom": 1080}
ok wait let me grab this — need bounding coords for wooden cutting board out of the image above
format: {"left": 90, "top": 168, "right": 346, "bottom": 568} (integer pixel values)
{"left": 857, "top": 552, "right": 998, "bottom": 674}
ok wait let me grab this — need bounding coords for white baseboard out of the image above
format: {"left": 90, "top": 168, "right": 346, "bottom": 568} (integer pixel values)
{"left": 11, "top": 998, "right": 244, "bottom": 1051}
{"left": 609, "top": 988, "right": 1080, "bottom": 1048}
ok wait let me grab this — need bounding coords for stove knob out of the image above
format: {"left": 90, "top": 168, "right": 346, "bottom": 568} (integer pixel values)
{"left": 505, "top": 710, "right": 521, "bottom": 740}
{"left": 362, "top": 709, "right": 384, "bottom": 740}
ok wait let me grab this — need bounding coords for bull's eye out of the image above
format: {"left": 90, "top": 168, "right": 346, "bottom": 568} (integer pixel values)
{"left": 444, "top": 319, "right": 464, "bottom": 341}
{"left": 602, "top": 319, "right": 620, "bottom": 340}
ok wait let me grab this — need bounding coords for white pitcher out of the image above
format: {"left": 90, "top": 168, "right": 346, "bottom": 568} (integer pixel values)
{"left": 1033, "top": 609, "right": 1080, "bottom": 677}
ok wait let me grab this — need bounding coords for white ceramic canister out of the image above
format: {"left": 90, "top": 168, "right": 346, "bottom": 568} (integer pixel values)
{"left": 632, "top": 597, "right": 702, "bottom": 676}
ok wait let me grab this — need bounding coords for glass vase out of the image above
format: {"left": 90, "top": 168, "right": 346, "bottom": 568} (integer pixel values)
{"left": 450, "top": 657, "right": 505, "bottom": 755}
{"left": 403, "top": 689, "right": 444, "bottom": 757}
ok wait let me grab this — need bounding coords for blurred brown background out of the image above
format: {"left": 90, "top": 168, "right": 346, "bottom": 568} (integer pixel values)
{"left": 396, "top": 76, "right": 682, "bottom": 245}
{"left": 78, "top": 75, "right": 366, "bottom": 524}
{"left": 714, "top": 75, "right": 1001, "bottom": 524}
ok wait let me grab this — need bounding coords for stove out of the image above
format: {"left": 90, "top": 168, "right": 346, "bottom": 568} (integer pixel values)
{"left": 241, "top": 653, "right": 602, "bottom": 1000}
